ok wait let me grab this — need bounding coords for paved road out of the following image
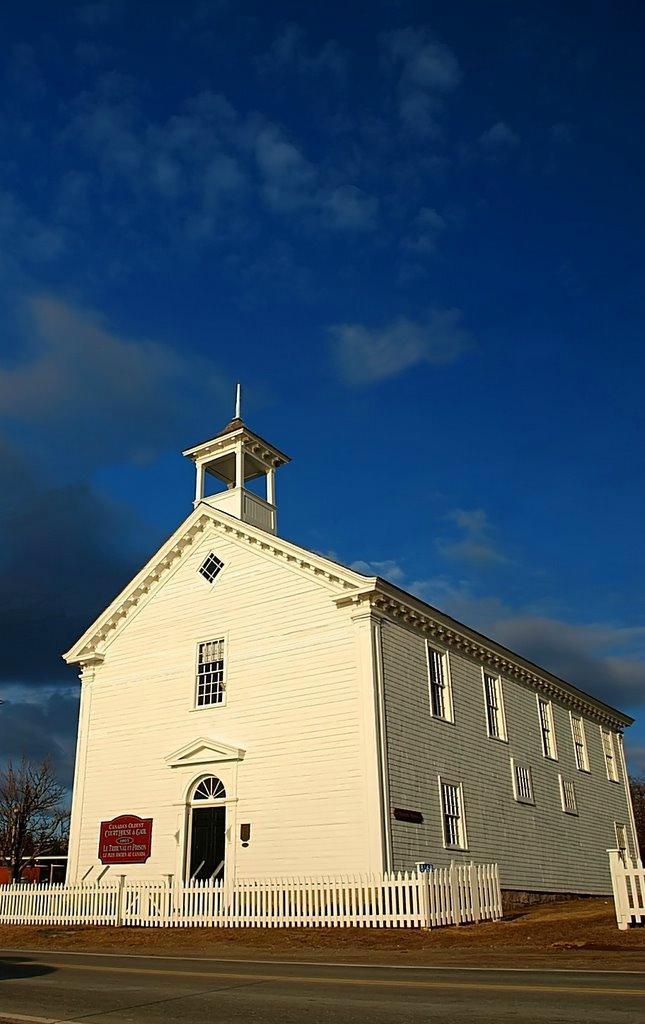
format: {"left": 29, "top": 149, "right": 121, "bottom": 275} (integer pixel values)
{"left": 0, "top": 949, "right": 643, "bottom": 1023}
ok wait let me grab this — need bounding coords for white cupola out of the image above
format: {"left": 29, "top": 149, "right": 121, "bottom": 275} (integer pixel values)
{"left": 182, "top": 384, "right": 290, "bottom": 536}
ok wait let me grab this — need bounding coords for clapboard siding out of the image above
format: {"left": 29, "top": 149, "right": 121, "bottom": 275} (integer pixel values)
{"left": 68, "top": 523, "right": 371, "bottom": 882}
{"left": 381, "top": 619, "right": 634, "bottom": 893}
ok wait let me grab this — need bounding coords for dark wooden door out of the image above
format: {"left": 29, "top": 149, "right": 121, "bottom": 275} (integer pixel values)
{"left": 189, "top": 806, "right": 226, "bottom": 880}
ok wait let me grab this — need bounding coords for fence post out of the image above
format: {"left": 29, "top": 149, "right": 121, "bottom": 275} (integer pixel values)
{"left": 469, "top": 862, "right": 480, "bottom": 923}
{"left": 164, "top": 875, "right": 174, "bottom": 926}
{"left": 449, "top": 862, "right": 461, "bottom": 925}
{"left": 115, "top": 874, "right": 126, "bottom": 927}
{"left": 608, "top": 849, "right": 630, "bottom": 930}
{"left": 417, "top": 868, "right": 431, "bottom": 929}
{"left": 493, "top": 863, "right": 502, "bottom": 920}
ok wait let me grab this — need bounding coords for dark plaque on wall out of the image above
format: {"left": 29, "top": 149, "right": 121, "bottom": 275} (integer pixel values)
{"left": 393, "top": 807, "right": 424, "bottom": 824}
{"left": 98, "top": 814, "right": 153, "bottom": 864}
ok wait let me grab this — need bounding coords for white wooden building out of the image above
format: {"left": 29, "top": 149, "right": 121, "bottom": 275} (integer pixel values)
{"left": 65, "top": 394, "right": 640, "bottom": 894}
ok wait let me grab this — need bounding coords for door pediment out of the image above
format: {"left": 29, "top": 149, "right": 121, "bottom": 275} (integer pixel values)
{"left": 166, "top": 736, "right": 245, "bottom": 768}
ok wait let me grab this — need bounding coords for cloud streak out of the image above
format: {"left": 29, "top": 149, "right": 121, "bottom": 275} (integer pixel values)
{"left": 437, "top": 508, "right": 510, "bottom": 568}
{"left": 331, "top": 309, "right": 473, "bottom": 385}
{"left": 416, "top": 577, "right": 645, "bottom": 711}
{"left": 402, "top": 206, "right": 445, "bottom": 255}
{"left": 0, "top": 291, "right": 234, "bottom": 689}
{"left": 348, "top": 557, "right": 645, "bottom": 716}
{"left": 382, "top": 28, "right": 461, "bottom": 138}
{"left": 0, "top": 687, "right": 80, "bottom": 789}
{"left": 63, "top": 80, "right": 378, "bottom": 240}
{"left": 260, "top": 24, "right": 347, "bottom": 81}
{"left": 0, "top": 435, "right": 145, "bottom": 687}
{"left": 479, "top": 120, "right": 521, "bottom": 152}
{"left": 0, "top": 293, "right": 229, "bottom": 464}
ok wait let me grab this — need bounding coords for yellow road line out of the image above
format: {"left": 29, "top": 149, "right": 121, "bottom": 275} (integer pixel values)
{"left": 13, "top": 960, "right": 645, "bottom": 998}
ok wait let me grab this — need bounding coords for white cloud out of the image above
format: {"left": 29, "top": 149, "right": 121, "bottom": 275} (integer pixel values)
{"left": 332, "top": 309, "right": 472, "bottom": 385}
{"left": 75, "top": 1, "right": 122, "bottom": 29}
{"left": 403, "top": 206, "right": 445, "bottom": 255}
{"left": 479, "top": 121, "right": 520, "bottom": 151}
{"left": 437, "top": 508, "right": 510, "bottom": 568}
{"left": 383, "top": 28, "right": 461, "bottom": 137}
{"left": 326, "top": 185, "right": 378, "bottom": 230}
{"left": 386, "top": 28, "right": 461, "bottom": 92}
{"left": 63, "top": 82, "right": 377, "bottom": 239}
{"left": 260, "top": 24, "right": 346, "bottom": 80}
{"left": 253, "top": 123, "right": 317, "bottom": 212}
{"left": 350, "top": 559, "right": 408, "bottom": 583}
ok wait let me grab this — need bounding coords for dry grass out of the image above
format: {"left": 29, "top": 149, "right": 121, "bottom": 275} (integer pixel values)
{"left": 0, "top": 898, "right": 643, "bottom": 971}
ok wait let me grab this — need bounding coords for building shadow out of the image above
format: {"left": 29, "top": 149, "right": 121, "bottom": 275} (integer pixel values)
{"left": 0, "top": 957, "right": 57, "bottom": 981}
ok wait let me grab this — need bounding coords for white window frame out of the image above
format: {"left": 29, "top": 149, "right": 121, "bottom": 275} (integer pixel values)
{"left": 600, "top": 727, "right": 619, "bottom": 783}
{"left": 198, "top": 551, "right": 226, "bottom": 586}
{"left": 426, "top": 643, "right": 454, "bottom": 723}
{"left": 193, "top": 634, "right": 228, "bottom": 710}
{"left": 537, "top": 696, "right": 558, "bottom": 760}
{"left": 482, "top": 669, "right": 507, "bottom": 741}
{"left": 438, "top": 776, "right": 468, "bottom": 850}
{"left": 510, "top": 757, "right": 535, "bottom": 805}
{"left": 569, "top": 712, "right": 590, "bottom": 773}
{"left": 558, "top": 774, "right": 578, "bottom": 815}
{"left": 614, "top": 821, "right": 629, "bottom": 860}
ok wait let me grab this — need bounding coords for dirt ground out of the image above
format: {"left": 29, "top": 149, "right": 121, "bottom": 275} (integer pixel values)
{"left": 0, "top": 898, "right": 643, "bottom": 971}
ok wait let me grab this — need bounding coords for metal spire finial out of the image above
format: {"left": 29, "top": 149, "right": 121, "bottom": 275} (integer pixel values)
{"left": 235, "top": 381, "right": 241, "bottom": 420}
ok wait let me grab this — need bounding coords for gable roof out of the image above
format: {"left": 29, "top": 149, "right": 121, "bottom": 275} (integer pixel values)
{"left": 63, "top": 502, "right": 373, "bottom": 665}
{"left": 64, "top": 503, "right": 632, "bottom": 730}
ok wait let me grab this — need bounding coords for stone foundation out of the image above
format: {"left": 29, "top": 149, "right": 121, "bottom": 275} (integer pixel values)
{"left": 501, "top": 889, "right": 606, "bottom": 913}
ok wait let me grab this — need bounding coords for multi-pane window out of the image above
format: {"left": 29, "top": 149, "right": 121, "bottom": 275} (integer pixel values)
{"left": 615, "top": 822, "right": 629, "bottom": 860}
{"left": 538, "top": 698, "right": 557, "bottom": 759}
{"left": 483, "top": 672, "right": 506, "bottom": 740}
{"left": 199, "top": 552, "right": 224, "bottom": 584}
{"left": 511, "top": 759, "right": 534, "bottom": 804}
{"left": 440, "top": 780, "right": 466, "bottom": 848}
{"left": 570, "top": 714, "right": 589, "bottom": 772}
{"left": 601, "top": 728, "right": 619, "bottom": 782}
{"left": 196, "top": 639, "right": 225, "bottom": 707}
{"left": 559, "top": 775, "right": 578, "bottom": 815}
{"left": 427, "top": 646, "right": 452, "bottom": 721}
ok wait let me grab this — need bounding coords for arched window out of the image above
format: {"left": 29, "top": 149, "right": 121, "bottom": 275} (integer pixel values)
{"left": 191, "top": 776, "right": 226, "bottom": 802}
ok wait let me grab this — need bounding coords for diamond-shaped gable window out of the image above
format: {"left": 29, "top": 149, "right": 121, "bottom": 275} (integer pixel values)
{"left": 199, "top": 552, "right": 224, "bottom": 584}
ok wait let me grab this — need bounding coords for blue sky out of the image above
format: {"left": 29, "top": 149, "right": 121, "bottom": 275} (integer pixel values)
{"left": 0, "top": 0, "right": 643, "bottom": 785}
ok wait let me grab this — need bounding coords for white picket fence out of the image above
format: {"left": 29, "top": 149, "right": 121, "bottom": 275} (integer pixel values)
{"left": 608, "top": 849, "right": 645, "bottom": 930}
{"left": 0, "top": 863, "right": 502, "bottom": 930}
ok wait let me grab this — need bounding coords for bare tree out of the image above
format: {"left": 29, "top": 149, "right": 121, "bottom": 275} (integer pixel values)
{"left": 0, "top": 758, "right": 69, "bottom": 881}
{"left": 630, "top": 776, "right": 645, "bottom": 856}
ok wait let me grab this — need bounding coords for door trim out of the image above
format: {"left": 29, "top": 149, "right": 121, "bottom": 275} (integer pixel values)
{"left": 187, "top": 804, "right": 226, "bottom": 881}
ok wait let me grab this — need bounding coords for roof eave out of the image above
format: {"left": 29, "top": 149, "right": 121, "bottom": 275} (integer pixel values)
{"left": 346, "top": 579, "right": 633, "bottom": 728}
{"left": 63, "top": 506, "right": 370, "bottom": 666}
{"left": 182, "top": 427, "right": 291, "bottom": 465}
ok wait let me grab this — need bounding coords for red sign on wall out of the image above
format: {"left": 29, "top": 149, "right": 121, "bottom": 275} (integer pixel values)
{"left": 98, "top": 814, "right": 153, "bottom": 865}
